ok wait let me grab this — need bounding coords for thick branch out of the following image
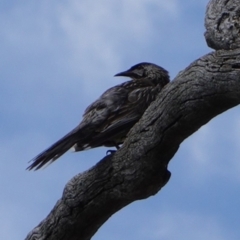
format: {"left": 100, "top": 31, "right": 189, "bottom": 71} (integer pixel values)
{"left": 25, "top": 49, "right": 240, "bottom": 240}
{"left": 205, "top": 0, "right": 240, "bottom": 50}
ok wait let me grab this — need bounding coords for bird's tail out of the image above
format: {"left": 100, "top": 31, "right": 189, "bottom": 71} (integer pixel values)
{"left": 27, "top": 130, "right": 78, "bottom": 170}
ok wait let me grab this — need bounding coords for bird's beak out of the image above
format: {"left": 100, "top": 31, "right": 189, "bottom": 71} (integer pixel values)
{"left": 114, "top": 70, "right": 135, "bottom": 77}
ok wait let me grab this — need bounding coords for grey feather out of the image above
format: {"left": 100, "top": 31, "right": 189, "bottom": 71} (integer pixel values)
{"left": 27, "top": 62, "right": 170, "bottom": 170}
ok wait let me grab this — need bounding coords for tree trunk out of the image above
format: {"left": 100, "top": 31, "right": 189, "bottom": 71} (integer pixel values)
{"left": 25, "top": 0, "right": 240, "bottom": 239}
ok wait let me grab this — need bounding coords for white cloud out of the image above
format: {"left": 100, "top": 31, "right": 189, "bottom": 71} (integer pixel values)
{"left": 1, "top": 1, "right": 182, "bottom": 105}
{"left": 56, "top": 0, "right": 181, "bottom": 92}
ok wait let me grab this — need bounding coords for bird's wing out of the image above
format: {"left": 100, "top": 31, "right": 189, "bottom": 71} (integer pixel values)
{"left": 80, "top": 85, "right": 157, "bottom": 148}
{"left": 87, "top": 113, "right": 139, "bottom": 147}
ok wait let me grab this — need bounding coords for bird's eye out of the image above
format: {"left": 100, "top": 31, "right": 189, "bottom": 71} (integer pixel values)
{"left": 137, "top": 66, "right": 145, "bottom": 75}
{"left": 142, "top": 70, "right": 147, "bottom": 77}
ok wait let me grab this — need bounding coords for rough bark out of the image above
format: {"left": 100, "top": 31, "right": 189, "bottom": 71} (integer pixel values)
{"left": 205, "top": 0, "right": 240, "bottom": 50}
{"left": 26, "top": 0, "right": 240, "bottom": 239}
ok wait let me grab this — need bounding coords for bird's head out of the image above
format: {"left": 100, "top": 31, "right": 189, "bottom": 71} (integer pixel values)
{"left": 114, "top": 62, "right": 170, "bottom": 84}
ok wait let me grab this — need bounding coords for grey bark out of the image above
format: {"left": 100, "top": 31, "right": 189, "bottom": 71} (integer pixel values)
{"left": 205, "top": 0, "right": 240, "bottom": 50}
{"left": 26, "top": 0, "right": 240, "bottom": 239}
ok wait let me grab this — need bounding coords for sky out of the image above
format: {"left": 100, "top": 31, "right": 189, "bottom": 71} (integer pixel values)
{"left": 1, "top": 0, "right": 240, "bottom": 239}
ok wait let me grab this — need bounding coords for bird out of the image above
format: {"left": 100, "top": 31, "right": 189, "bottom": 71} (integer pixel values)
{"left": 27, "top": 62, "right": 170, "bottom": 170}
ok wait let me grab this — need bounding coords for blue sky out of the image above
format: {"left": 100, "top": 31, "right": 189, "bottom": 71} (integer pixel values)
{"left": 1, "top": 1, "right": 240, "bottom": 239}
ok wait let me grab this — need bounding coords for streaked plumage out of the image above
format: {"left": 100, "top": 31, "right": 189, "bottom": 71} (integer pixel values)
{"left": 27, "top": 62, "right": 170, "bottom": 170}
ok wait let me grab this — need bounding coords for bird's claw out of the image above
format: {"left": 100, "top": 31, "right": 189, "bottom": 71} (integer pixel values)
{"left": 106, "top": 150, "right": 116, "bottom": 155}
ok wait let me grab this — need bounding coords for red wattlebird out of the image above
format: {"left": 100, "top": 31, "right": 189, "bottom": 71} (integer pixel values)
{"left": 27, "top": 62, "right": 170, "bottom": 170}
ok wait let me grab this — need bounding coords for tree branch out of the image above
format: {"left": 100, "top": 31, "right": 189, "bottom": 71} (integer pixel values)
{"left": 205, "top": 0, "right": 240, "bottom": 50}
{"left": 25, "top": 0, "right": 240, "bottom": 239}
